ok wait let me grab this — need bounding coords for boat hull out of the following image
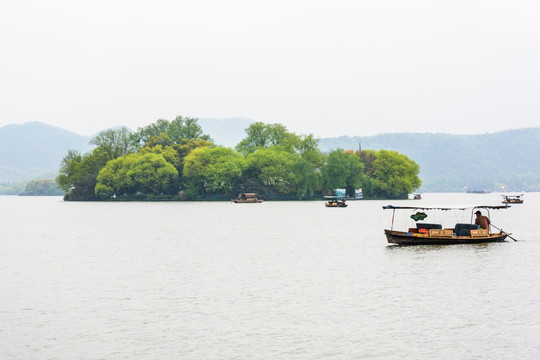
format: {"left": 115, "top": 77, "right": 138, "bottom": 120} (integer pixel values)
{"left": 325, "top": 203, "right": 347, "bottom": 207}
{"left": 384, "top": 229, "right": 508, "bottom": 245}
{"left": 233, "top": 199, "right": 263, "bottom": 203}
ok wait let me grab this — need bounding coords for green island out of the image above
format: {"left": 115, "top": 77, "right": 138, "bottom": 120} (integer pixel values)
{"left": 56, "top": 116, "right": 421, "bottom": 201}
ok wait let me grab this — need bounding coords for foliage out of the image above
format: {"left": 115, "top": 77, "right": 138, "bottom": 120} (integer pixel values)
{"left": 245, "top": 147, "right": 298, "bottom": 194}
{"left": 57, "top": 150, "right": 84, "bottom": 192}
{"left": 53, "top": 117, "right": 424, "bottom": 201}
{"left": 292, "top": 158, "right": 321, "bottom": 200}
{"left": 233, "top": 123, "right": 323, "bottom": 199}
{"left": 295, "top": 134, "right": 325, "bottom": 167}
{"left": 236, "top": 122, "right": 298, "bottom": 155}
{"left": 358, "top": 149, "right": 377, "bottom": 177}
{"left": 7, "top": 122, "right": 540, "bottom": 193}
{"left": 172, "top": 138, "right": 213, "bottom": 176}
{"left": 140, "top": 142, "right": 181, "bottom": 170}
{"left": 133, "top": 116, "right": 213, "bottom": 146}
{"left": 89, "top": 127, "right": 135, "bottom": 160}
{"left": 22, "top": 179, "right": 63, "bottom": 196}
{"left": 183, "top": 146, "right": 246, "bottom": 198}
{"left": 318, "top": 129, "right": 540, "bottom": 192}
{"left": 0, "top": 181, "right": 27, "bottom": 195}
{"left": 368, "top": 150, "right": 421, "bottom": 199}
{"left": 321, "top": 149, "right": 365, "bottom": 197}
{"left": 68, "top": 175, "right": 99, "bottom": 201}
{"left": 141, "top": 133, "right": 212, "bottom": 184}
{"left": 56, "top": 148, "right": 110, "bottom": 200}
{"left": 95, "top": 153, "right": 179, "bottom": 199}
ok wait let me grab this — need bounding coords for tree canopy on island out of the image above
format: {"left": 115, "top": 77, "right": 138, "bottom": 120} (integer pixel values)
{"left": 57, "top": 118, "right": 421, "bottom": 201}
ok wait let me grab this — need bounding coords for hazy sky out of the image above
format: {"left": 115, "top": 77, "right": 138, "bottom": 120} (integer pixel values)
{"left": 1, "top": 0, "right": 539, "bottom": 138}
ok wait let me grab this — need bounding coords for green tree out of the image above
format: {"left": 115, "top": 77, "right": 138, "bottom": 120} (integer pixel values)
{"left": 295, "top": 134, "right": 324, "bottom": 167}
{"left": 292, "top": 158, "right": 321, "bottom": 200}
{"left": 357, "top": 149, "right": 378, "bottom": 177}
{"left": 321, "top": 149, "right": 364, "bottom": 196}
{"left": 95, "top": 154, "right": 136, "bottom": 198}
{"left": 141, "top": 133, "right": 212, "bottom": 180}
{"left": 89, "top": 127, "right": 135, "bottom": 160}
{"left": 57, "top": 148, "right": 109, "bottom": 200}
{"left": 57, "top": 150, "right": 84, "bottom": 192}
{"left": 23, "top": 179, "right": 63, "bottom": 195}
{"left": 140, "top": 142, "right": 181, "bottom": 170}
{"left": 134, "top": 116, "right": 212, "bottom": 145}
{"left": 70, "top": 175, "right": 100, "bottom": 201}
{"left": 370, "top": 150, "right": 421, "bottom": 199}
{"left": 183, "top": 146, "right": 246, "bottom": 198}
{"left": 95, "top": 153, "right": 179, "bottom": 199}
{"left": 245, "top": 148, "right": 298, "bottom": 194}
{"left": 236, "top": 122, "right": 298, "bottom": 155}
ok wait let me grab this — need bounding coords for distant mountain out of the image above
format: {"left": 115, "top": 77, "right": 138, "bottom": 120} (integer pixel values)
{"left": 2, "top": 121, "right": 539, "bottom": 193}
{"left": 319, "top": 128, "right": 540, "bottom": 192}
{"left": 0, "top": 122, "right": 92, "bottom": 183}
{"left": 0, "top": 118, "right": 253, "bottom": 184}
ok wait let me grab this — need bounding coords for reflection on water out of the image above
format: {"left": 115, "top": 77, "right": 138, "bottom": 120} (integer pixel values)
{"left": 1, "top": 193, "right": 539, "bottom": 359}
{"left": 385, "top": 241, "right": 495, "bottom": 252}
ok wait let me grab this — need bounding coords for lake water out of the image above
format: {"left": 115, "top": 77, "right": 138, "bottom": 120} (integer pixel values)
{"left": 1, "top": 193, "right": 539, "bottom": 359}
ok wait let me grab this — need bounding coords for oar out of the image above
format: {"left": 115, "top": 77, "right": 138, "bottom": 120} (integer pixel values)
{"left": 491, "top": 224, "right": 517, "bottom": 241}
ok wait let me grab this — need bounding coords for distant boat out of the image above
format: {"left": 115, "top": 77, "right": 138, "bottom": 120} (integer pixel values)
{"left": 324, "top": 196, "right": 347, "bottom": 207}
{"left": 502, "top": 194, "right": 524, "bottom": 204}
{"left": 232, "top": 193, "right": 263, "bottom": 203}
{"left": 412, "top": 193, "right": 422, "bottom": 200}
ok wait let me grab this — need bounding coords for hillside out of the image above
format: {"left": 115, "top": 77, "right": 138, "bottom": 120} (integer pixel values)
{"left": 0, "top": 119, "right": 253, "bottom": 184}
{"left": 0, "top": 122, "right": 92, "bottom": 183}
{"left": 2, "top": 121, "right": 539, "bottom": 193}
{"left": 318, "top": 128, "right": 540, "bottom": 192}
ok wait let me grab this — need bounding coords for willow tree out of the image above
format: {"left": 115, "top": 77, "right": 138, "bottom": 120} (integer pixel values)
{"left": 369, "top": 150, "right": 421, "bottom": 199}
{"left": 133, "top": 116, "right": 212, "bottom": 146}
{"left": 183, "top": 146, "right": 246, "bottom": 198}
{"left": 321, "top": 149, "right": 364, "bottom": 197}
{"left": 95, "top": 153, "right": 179, "bottom": 199}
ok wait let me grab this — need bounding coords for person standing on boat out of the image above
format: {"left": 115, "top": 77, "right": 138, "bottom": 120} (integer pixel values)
{"left": 474, "top": 210, "right": 491, "bottom": 230}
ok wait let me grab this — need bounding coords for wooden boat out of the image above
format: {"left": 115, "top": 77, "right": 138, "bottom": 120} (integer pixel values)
{"left": 382, "top": 205, "right": 512, "bottom": 245}
{"left": 232, "top": 193, "right": 263, "bottom": 203}
{"left": 502, "top": 194, "right": 523, "bottom": 204}
{"left": 384, "top": 229, "right": 509, "bottom": 245}
{"left": 324, "top": 196, "right": 347, "bottom": 207}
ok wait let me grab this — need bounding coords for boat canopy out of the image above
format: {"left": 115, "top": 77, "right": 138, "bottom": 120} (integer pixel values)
{"left": 382, "top": 205, "right": 511, "bottom": 211}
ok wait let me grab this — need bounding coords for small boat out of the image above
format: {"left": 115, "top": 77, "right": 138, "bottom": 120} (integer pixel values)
{"left": 382, "top": 205, "right": 512, "bottom": 245}
{"left": 412, "top": 193, "right": 422, "bottom": 200}
{"left": 232, "top": 193, "right": 263, "bottom": 203}
{"left": 324, "top": 196, "right": 347, "bottom": 207}
{"left": 502, "top": 194, "right": 523, "bottom": 204}
{"left": 467, "top": 190, "right": 488, "bottom": 194}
